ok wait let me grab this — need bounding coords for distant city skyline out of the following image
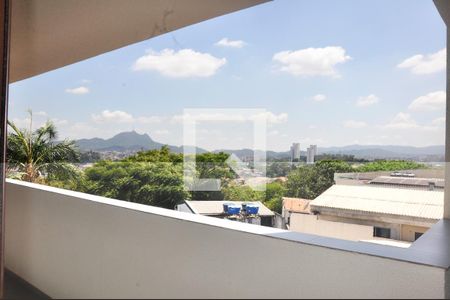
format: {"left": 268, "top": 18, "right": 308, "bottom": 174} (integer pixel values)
{"left": 8, "top": 0, "right": 446, "bottom": 151}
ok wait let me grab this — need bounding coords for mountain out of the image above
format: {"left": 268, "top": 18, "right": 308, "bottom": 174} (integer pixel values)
{"left": 76, "top": 131, "right": 207, "bottom": 153}
{"left": 318, "top": 145, "right": 444, "bottom": 160}
{"left": 75, "top": 131, "right": 444, "bottom": 161}
{"left": 214, "top": 148, "right": 290, "bottom": 159}
{"left": 76, "top": 131, "right": 161, "bottom": 151}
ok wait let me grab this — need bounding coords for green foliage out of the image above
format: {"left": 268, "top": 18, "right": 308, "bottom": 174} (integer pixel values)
{"left": 82, "top": 160, "right": 189, "bottom": 209}
{"left": 266, "top": 161, "right": 292, "bottom": 177}
{"left": 125, "top": 145, "right": 183, "bottom": 163}
{"left": 80, "top": 148, "right": 239, "bottom": 208}
{"left": 354, "top": 160, "right": 426, "bottom": 172}
{"left": 265, "top": 197, "right": 283, "bottom": 214}
{"left": 7, "top": 111, "right": 80, "bottom": 183}
{"left": 195, "top": 152, "right": 235, "bottom": 180}
{"left": 79, "top": 151, "right": 102, "bottom": 163}
{"left": 316, "top": 153, "right": 369, "bottom": 163}
{"left": 263, "top": 181, "right": 287, "bottom": 214}
{"left": 222, "top": 184, "right": 263, "bottom": 202}
{"left": 190, "top": 152, "right": 236, "bottom": 200}
{"left": 286, "top": 160, "right": 352, "bottom": 199}
{"left": 222, "top": 181, "right": 286, "bottom": 214}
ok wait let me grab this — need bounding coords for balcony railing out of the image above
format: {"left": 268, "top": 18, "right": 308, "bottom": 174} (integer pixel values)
{"left": 5, "top": 179, "right": 449, "bottom": 298}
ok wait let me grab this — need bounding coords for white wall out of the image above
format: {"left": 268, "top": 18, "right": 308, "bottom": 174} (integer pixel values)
{"left": 290, "top": 213, "right": 374, "bottom": 241}
{"left": 5, "top": 180, "right": 446, "bottom": 299}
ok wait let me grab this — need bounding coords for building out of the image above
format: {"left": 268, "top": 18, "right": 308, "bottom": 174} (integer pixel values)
{"left": 176, "top": 200, "right": 276, "bottom": 227}
{"left": 306, "top": 144, "right": 317, "bottom": 164}
{"left": 369, "top": 175, "right": 444, "bottom": 191}
{"left": 290, "top": 184, "right": 443, "bottom": 243}
{"left": 290, "top": 143, "right": 300, "bottom": 162}
{"left": 281, "top": 197, "right": 312, "bottom": 229}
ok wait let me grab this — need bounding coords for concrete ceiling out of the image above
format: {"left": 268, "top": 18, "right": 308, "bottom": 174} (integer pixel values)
{"left": 434, "top": 0, "right": 450, "bottom": 26}
{"left": 9, "top": 0, "right": 267, "bottom": 83}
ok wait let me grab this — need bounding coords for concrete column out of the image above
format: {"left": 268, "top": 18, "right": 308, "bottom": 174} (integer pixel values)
{"left": 434, "top": 0, "right": 450, "bottom": 219}
{"left": 0, "top": 0, "right": 10, "bottom": 297}
{"left": 446, "top": 27, "right": 450, "bottom": 219}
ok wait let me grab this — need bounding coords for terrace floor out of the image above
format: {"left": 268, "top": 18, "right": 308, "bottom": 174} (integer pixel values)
{"left": 4, "top": 270, "right": 49, "bottom": 299}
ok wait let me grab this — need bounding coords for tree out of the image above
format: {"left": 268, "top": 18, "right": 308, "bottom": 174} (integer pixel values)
{"left": 263, "top": 181, "right": 287, "bottom": 214}
{"left": 79, "top": 151, "right": 102, "bottom": 163}
{"left": 222, "top": 184, "right": 263, "bottom": 202}
{"left": 221, "top": 181, "right": 286, "bottom": 214}
{"left": 7, "top": 112, "right": 80, "bottom": 183}
{"left": 125, "top": 145, "right": 182, "bottom": 163}
{"left": 354, "top": 160, "right": 426, "bottom": 172}
{"left": 266, "top": 161, "right": 292, "bottom": 177}
{"left": 81, "top": 147, "right": 190, "bottom": 209}
{"left": 286, "top": 165, "right": 319, "bottom": 199}
{"left": 286, "top": 160, "right": 352, "bottom": 199}
{"left": 190, "top": 152, "right": 236, "bottom": 200}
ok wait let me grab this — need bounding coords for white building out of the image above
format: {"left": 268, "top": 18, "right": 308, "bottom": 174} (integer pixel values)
{"left": 306, "top": 144, "right": 317, "bottom": 164}
{"left": 289, "top": 184, "right": 443, "bottom": 243}
{"left": 290, "top": 143, "right": 301, "bottom": 162}
{"left": 176, "top": 200, "right": 276, "bottom": 227}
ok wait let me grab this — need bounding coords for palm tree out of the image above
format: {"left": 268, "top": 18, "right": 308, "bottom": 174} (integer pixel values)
{"left": 7, "top": 111, "right": 80, "bottom": 183}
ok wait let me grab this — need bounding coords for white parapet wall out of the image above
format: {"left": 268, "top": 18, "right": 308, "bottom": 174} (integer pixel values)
{"left": 4, "top": 179, "right": 447, "bottom": 298}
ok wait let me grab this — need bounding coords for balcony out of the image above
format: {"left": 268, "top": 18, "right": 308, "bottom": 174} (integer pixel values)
{"left": 4, "top": 179, "right": 450, "bottom": 298}
{"left": 1, "top": 0, "right": 450, "bottom": 298}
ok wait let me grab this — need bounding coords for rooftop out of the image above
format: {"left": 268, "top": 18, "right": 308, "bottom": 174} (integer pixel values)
{"left": 282, "top": 197, "right": 311, "bottom": 214}
{"left": 310, "top": 184, "right": 444, "bottom": 221}
{"left": 369, "top": 176, "right": 445, "bottom": 189}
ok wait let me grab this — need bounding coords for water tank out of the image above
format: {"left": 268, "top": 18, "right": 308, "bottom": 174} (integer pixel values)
{"left": 243, "top": 203, "right": 259, "bottom": 215}
{"left": 223, "top": 203, "right": 230, "bottom": 213}
{"left": 226, "top": 203, "right": 241, "bottom": 215}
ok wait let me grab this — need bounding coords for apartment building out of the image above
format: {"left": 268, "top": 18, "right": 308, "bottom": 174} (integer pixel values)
{"left": 306, "top": 145, "right": 317, "bottom": 164}
{"left": 290, "top": 143, "right": 300, "bottom": 162}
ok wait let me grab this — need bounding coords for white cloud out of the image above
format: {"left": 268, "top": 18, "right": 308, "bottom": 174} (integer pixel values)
{"left": 34, "top": 111, "right": 48, "bottom": 117}
{"left": 268, "top": 130, "right": 279, "bottom": 136}
{"left": 384, "top": 112, "right": 419, "bottom": 129}
{"left": 154, "top": 129, "right": 169, "bottom": 135}
{"left": 92, "top": 110, "right": 134, "bottom": 123}
{"left": 397, "top": 48, "right": 446, "bottom": 75}
{"left": 432, "top": 116, "right": 446, "bottom": 126}
{"left": 65, "top": 122, "right": 106, "bottom": 140}
{"left": 91, "top": 110, "right": 166, "bottom": 124}
{"left": 215, "top": 38, "right": 246, "bottom": 48}
{"left": 172, "top": 111, "right": 288, "bottom": 124}
{"left": 300, "top": 137, "right": 326, "bottom": 145}
{"left": 311, "top": 94, "right": 326, "bottom": 102}
{"left": 136, "top": 116, "right": 166, "bottom": 124}
{"left": 356, "top": 94, "right": 379, "bottom": 107}
{"left": 383, "top": 112, "right": 441, "bottom": 132}
{"left": 132, "top": 49, "right": 226, "bottom": 78}
{"left": 253, "top": 111, "right": 288, "bottom": 124}
{"left": 65, "top": 86, "right": 89, "bottom": 95}
{"left": 272, "top": 46, "right": 351, "bottom": 78}
{"left": 10, "top": 113, "right": 68, "bottom": 131}
{"left": 52, "top": 118, "right": 69, "bottom": 126}
{"left": 343, "top": 120, "right": 367, "bottom": 128}
{"left": 408, "top": 91, "right": 445, "bottom": 112}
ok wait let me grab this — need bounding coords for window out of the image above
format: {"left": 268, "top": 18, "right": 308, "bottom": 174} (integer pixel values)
{"left": 374, "top": 227, "right": 391, "bottom": 239}
{"left": 414, "top": 232, "right": 424, "bottom": 241}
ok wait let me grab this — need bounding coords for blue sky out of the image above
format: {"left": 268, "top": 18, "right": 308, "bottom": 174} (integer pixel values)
{"left": 8, "top": 0, "right": 447, "bottom": 151}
